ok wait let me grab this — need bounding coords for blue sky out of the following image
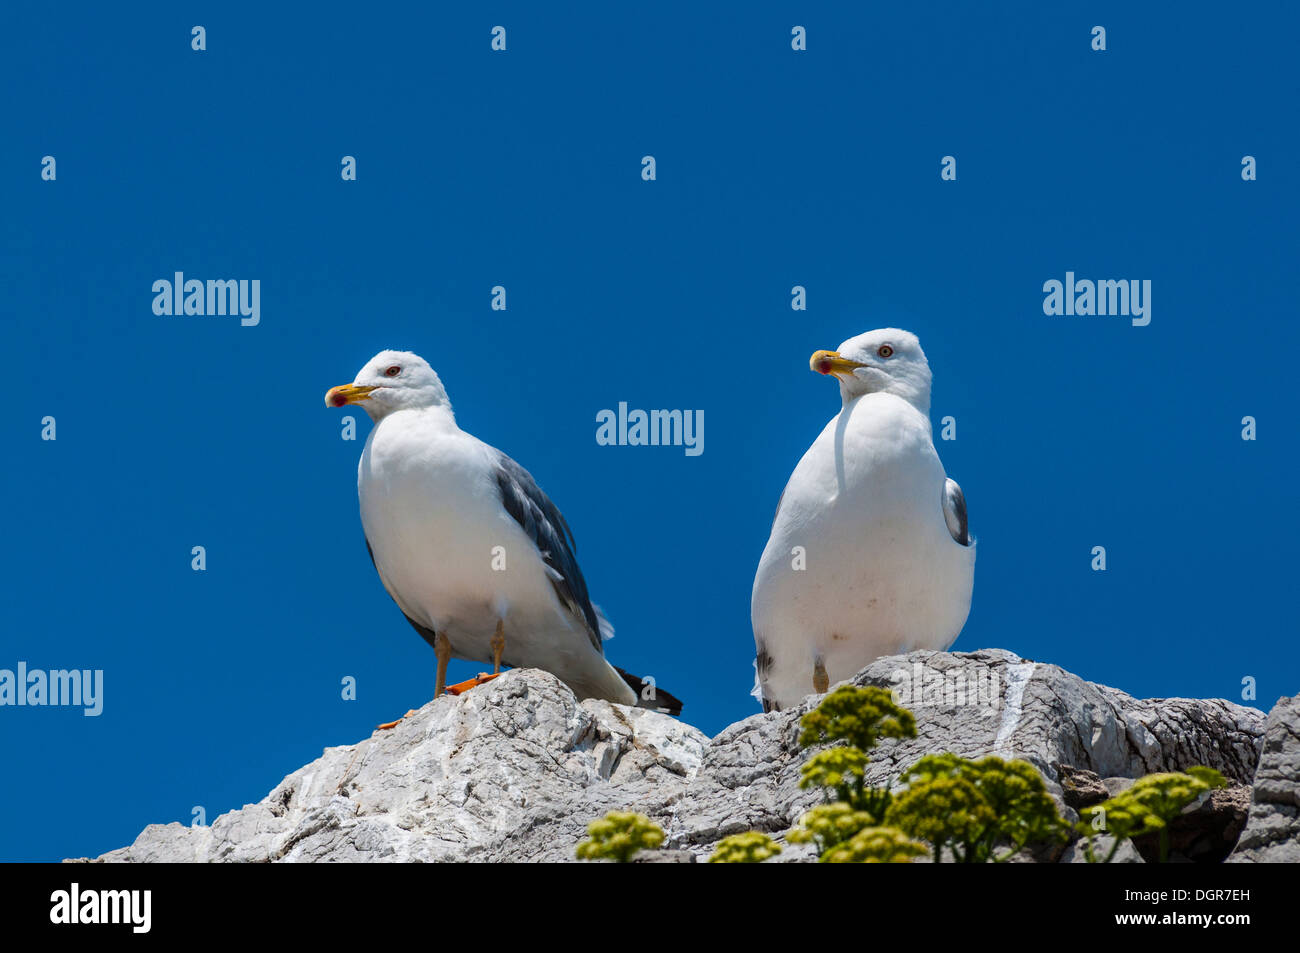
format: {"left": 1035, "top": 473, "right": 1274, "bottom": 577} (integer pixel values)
{"left": 2, "top": 3, "right": 1296, "bottom": 861}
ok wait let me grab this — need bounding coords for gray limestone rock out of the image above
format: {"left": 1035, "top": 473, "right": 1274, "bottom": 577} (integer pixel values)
{"left": 72, "top": 651, "right": 1277, "bottom": 864}
{"left": 1229, "top": 695, "right": 1300, "bottom": 863}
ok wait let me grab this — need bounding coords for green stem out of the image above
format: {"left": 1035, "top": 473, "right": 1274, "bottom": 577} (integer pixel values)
{"left": 1103, "top": 835, "right": 1121, "bottom": 864}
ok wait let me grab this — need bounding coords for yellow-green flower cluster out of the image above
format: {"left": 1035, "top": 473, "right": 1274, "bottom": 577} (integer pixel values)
{"left": 708, "top": 831, "right": 783, "bottom": 863}
{"left": 575, "top": 811, "right": 665, "bottom": 863}
{"left": 798, "top": 685, "right": 917, "bottom": 753}
{"left": 821, "top": 826, "right": 929, "bottom": 864}
{"left": 787, "top": 803, "right": 879, "bottom": 854}
{"left": 884, "top": 753, "right": 1068, "bottom": 863}
{"left": 1078, "top": 766, "right": 1227, "bottom": 863}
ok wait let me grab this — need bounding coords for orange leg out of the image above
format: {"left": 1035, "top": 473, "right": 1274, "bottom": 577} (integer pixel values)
{"left": 446, "top": 621, "right": 506, "bottom": 695}
{"left": 376, "top": 709, "right": 417, "bottom": 731}
{"left": 376, "top": 631, "right": 454, "bottom": 730}
{"left": 490, "top": 620, "right": 505, "bottom": 675}
{"left": 812, "top": 658, "right": 829, "bottom": 694}
{"left": 434, "top": 631, "right": 452, "bottom": 697}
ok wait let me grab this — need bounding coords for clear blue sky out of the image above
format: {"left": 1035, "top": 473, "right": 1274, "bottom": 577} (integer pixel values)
{"left": 2, "top": 3, "right": 1296, "bottom": 861}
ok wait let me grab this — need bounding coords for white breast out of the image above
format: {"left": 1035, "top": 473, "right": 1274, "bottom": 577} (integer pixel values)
{"left": 354, "top": 409, "right": 629, "bottom": 704}
{"left": 751, "top": 393, "right": 975, "bottom": 709}
{"left": 357, "top": 410, "right": 553, "bottom": 654}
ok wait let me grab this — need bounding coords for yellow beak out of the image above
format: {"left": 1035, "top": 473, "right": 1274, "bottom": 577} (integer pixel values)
{"left": 325, "top": 383, "right": 379, "bottom": 408}
{"left": 810, "top": 350, "right": 867, "bottom": 380}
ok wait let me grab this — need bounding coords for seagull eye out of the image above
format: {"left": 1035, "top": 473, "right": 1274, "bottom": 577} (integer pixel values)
{"left": 877, "top": 345, "right": 893, "bottom": 358}
{"left": 384, "top": 365, "right": 401, "bottom": 377}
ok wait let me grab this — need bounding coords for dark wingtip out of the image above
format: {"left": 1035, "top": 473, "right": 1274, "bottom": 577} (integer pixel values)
{"left": 613, "top": 666, "right": 684, "bottom": 717}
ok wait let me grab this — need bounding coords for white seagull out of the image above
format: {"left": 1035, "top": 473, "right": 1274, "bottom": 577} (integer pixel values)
{"left": 750, "top": 329, "right": 975, "bottom": 712}
{"left": 326, "top": 350, "right": 682, "bottom": 725}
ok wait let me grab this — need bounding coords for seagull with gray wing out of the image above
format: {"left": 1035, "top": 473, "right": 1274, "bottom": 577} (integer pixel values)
{"left": 326, "top": 349, "right": 682, "bottom": 727}
{"left": 751, "top": 329, "right": 975, "bottom": 712}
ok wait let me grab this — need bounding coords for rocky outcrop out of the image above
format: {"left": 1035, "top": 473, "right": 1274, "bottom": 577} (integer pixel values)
{"left": 1229, "top": 695, "right": 1300, "bottom": 863}
{"left": 1054, "top": 766, "right": 1252, "bottom": 864}
{"left": 663, "top": 650, "right": 1264, "bottom": 861}
{"left": 73, "top": 649, "right": 1282, "bottom": 863}
{"left": 83, "top": 670, "right": 708, "bottom": 863}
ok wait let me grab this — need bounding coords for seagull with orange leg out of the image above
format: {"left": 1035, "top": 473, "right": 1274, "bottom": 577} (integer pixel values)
{"left": 751, "top": 329, "right": 975, "bottom": 712}
{"left": 326, "top": 349, "right": 682, "bottom": 729}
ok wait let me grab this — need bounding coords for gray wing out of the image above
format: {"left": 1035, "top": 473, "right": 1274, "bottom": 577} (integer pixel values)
{"left": 494, "top": 452, "right": 605, "bottom": 654}
{"left": 942, "top": 477, "right": 971, "bottom": 546}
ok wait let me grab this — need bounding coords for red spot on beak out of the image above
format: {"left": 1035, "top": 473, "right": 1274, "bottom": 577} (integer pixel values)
{"left": 330, "top": 393, "right": 348, "bottom": 408}
{"left": 814, "top": 357, "right": 833, "bottom": 375}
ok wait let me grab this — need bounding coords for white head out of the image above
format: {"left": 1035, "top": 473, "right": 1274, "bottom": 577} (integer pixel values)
{"left": 809, "top": 328, "right": 932, "bottom": 412}
{"left": 324, "top": 349, "right": 452, "bottom": 421}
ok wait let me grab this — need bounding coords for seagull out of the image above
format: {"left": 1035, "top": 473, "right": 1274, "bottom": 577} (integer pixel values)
{"left": 326, "top": 349, "right": 682, "bottom": 724}
{"left": 750, "top": 329, "right": 975, "bottom": 712}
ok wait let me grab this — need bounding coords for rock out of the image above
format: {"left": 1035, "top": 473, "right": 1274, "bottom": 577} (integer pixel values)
{"left": 663, "top": 650, "right": 1265, "bottom": 861}
{"left": 78, "top": 668, "right": 708, "bottom": 864}
{"left": 1060, "top": 836, "right": 1145, "bottom": 864}
{"left": 1058, "top": 766, "right": 1110, "bottom": 811}
{"left": 1056, "top": 767, "right": 1250, "bottom": 864}
{"left": 1102, "top": 776, "right": 1136, "bottom": 798}
{"left": 1129, "top": 786, "right": 1252, "bottom": 863}
{"left": 1229, "top": 695, "right": 1300, "bottom": 863}
{"left": 630, "top": 849, "right": 696, "bottom": 864}
{"left": 72, "top": 650, "right": 1273, "bottom": 864}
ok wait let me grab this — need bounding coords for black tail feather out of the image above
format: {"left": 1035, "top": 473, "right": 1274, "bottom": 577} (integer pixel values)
{"left": 613, "top": 666, "right": 684, "bottom": 717}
